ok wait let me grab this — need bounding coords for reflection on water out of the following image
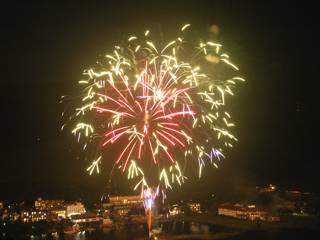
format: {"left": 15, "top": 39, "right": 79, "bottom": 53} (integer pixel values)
{"left": 2, "top": 221, "right": 236, "bottom": 240}
{"left": 3, "top": 221, "right": 319, "bottom": 240}
{"left": 61, "top": 221, "right": 227, "bottom": 240}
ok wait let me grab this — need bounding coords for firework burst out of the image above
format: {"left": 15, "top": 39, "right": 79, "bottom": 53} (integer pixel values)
{"left": 62, "top": 24, "right": 244, "bottom": 193}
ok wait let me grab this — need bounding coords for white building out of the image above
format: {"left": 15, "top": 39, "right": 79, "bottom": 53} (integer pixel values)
{"left": 108, "top": 195, "right": 143, "bottom": 205}
{"left": 104, "top": 195, "right": 143, "bottom": 217}
{"left": 66, "top": 202, "right": 86, "bottom": 217}
{"left": 218, "top": 203, "right": 280, "bottom": 222}
{"left": 70, "top": 212, "right": 101, "bottom": 224}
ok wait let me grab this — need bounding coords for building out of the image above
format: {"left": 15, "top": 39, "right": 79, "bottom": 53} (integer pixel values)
{"left": 218, "top": 203, "right": 280, "bottom": 222}
{"left": 105, "top": 195, "right": 143, "bottom": 217}
{"left": 1, "top": 202, "right": 22, "bottom": 222}
{"left": 66, "top": 202, "right": 86, "bottom": 217}
{"left": 35, "top": 197, "right": 65, "bottom": 211}
{"left": 108, "top": 195, "right": 143, "bottom": 205}
{"left": 34, "top": 198, "right": 67, "bottom": 219}
{"left": 258, "top": 184, "right": 277, "bottom": 193}
{"left": 21, "top": 210, "right": 46, "bottom": 222}
{"left": 21, "top": 209, "right": 62, "bottom": 222}
{"left": 1, "top": 209, "right": 20, "bottom": 222}
{"left": 34, "top": 198, "right": 86, "bottom": 219}
{"left": 70, "top": 212, "right": 101, "bottom": 224}
{"left": 51, "top": 208, "right": 66, "bottom": 219}
{"left": 168, "top": 204, "right": 183, "bottom": 216}
{"left": 187, "top": 203, "right": 201, "bottom": 214}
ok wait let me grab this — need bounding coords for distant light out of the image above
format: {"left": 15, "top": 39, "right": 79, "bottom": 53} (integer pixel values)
{"left": 208, "top": 24, "right": 220, "bottom": 35}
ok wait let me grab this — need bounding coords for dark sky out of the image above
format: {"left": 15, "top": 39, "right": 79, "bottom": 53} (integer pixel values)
{"left": 1, "top": 1, "right": 319, "bottom": 202}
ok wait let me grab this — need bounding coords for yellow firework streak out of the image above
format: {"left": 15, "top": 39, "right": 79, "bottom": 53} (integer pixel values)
{"left": 64, "top": 23, "right": 245, "bottom": 192}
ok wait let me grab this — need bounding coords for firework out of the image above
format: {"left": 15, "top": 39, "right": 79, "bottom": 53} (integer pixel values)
{"left": 63, "top": 24, "right": 244, "bottom": 192}
{"left": 143, "top": 186, "right": 158, "bottom": 236}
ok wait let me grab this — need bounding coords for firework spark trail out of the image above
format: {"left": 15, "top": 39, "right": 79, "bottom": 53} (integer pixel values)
{"left": 64, "top": 24, "right": 244, "bottom": 191}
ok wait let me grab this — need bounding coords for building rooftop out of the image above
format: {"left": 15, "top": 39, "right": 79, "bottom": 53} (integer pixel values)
{"left": 219, "top": 203, "right": 267, "bottom": 213}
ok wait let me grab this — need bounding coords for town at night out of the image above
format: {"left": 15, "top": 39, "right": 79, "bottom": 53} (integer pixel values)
{"left": 1, "top": 1, "right": 319, "bottom": 239}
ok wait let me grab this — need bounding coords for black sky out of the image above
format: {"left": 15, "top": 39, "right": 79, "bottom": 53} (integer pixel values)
{"left": 1, "top": 1, "right": 319, "bottom": 202}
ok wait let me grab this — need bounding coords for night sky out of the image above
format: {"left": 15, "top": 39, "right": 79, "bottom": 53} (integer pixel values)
{"left": 1, "top": 1, "right": 319, "bottom": 202}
